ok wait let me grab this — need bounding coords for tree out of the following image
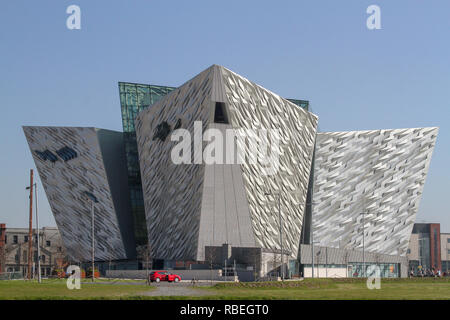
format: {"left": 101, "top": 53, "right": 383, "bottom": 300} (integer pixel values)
{"left": 0, "top": 244, "right": 5, "bottom": 274}
{"left": 205, "top": 247, "right": 219, "bottom": 285}
{"left": 136, "top": 243, "right": 152, "bottom": 284}
{"left": 269, "top": 250, "right": 283, "bottom": 280}
{"left": 0, "top": 244, "right": 16, "bottom": 274}
{"left": 249, "top": 249, "right": 260, "bottom": 281}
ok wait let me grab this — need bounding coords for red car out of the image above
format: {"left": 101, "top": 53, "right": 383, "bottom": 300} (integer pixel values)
{"left": 149, "top": 270, "right": 181, "bottom": 283}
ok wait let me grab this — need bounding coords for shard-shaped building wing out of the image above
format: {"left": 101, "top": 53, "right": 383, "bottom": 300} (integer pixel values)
{"left": 23, "top": 126, "right": 135, "bottom": 262}
{"left": 312, "top": 127, "right": 438, "bottom": 256}
{"left": 135, "top": 65, "right": 318, "bottom": 261}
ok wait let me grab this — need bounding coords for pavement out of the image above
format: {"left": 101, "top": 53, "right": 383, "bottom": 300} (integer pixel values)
{"left": 80, "top": 279, "right": 219, "bottom": 296}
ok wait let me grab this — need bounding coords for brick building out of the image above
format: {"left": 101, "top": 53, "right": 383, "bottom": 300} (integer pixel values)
{"left": 407, "top": 223, "right": 449, "bottom": 274}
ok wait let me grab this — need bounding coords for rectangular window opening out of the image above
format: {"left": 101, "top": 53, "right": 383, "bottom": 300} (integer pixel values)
{"left": 214, "top": 102, "right": 229, "bottom": 124}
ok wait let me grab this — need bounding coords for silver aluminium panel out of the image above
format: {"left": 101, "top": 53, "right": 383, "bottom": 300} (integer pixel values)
{"left": 312, "top": 128, "right": 438, "bottom": 256}
{"left": 23, "top": 126, "right": 129, "bottom": 262}
{"left": 136, "top": 65, "right": 318, "bottom": 260}
{"left": 221, "top": 67, "right": 318, "bottom": 258}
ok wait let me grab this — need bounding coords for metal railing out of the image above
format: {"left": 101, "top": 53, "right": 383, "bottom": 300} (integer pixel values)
{"left": 0, "top": 272, "right": 23, "bottom": 280}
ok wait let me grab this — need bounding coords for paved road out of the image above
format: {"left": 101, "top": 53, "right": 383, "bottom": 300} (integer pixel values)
{"left": 80, "top": 279, "right": 226, "bottom": 296}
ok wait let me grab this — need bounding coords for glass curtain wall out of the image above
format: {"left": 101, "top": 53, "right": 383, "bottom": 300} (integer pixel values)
{"left": 119, "top": 82, "right": 176, "bottom": 245}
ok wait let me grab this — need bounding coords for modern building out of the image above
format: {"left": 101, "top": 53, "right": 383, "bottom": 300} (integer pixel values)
{"left": 23, "top": 127, "right": 136, "bottom": 262}
{"left": 135, "top": 65, "right": 318, "bottom": 262}
{"left": 298, "top": 244, "right": 406, "bottom": 278}
{"left": 0, "top": 224, "right": 67, "bottom": 278}
{"left": 407, "top": 223, "right": 449, "bottom": 274}
{"left": 117, "top": 82, "right": 309, "bottom": 249}
{"left": 23, "top": 65, "right": 439, "bottom": 278}
{"left": 441, "top": 233, "right": 450, "bottom": 273}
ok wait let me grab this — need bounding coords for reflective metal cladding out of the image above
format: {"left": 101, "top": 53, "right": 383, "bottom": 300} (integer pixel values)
{"left": 135, "top": 65, "right": 318, "bottom": 261}
{"left": 22, "top": 65, "right": 439, "bottom": 264}
{"left": 312, "top": 128, "right": 438, "bottom": 256}
{"left": 23, "top": 126, "right": 135, "bottom": 262}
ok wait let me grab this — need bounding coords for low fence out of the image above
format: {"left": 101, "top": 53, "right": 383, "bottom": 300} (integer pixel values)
{"left": 0, "top": 272, "right": 23, "bottom": 280}
{"left": 106, "top": 269, "right": 256, "bottom": 282}
{"left": 106, "top": 269, "right": 223, "bottom": 281}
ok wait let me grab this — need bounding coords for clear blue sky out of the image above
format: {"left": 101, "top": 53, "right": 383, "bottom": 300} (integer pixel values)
{"left": 1, "top": 1, "right": 449, "bottom": 231}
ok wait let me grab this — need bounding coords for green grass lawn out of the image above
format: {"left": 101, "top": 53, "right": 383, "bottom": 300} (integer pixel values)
{"left": 0, "top": 278, "right": 449, "bottom": 300}
{"left": 194, "top": 278, "right": 450, "bottom": 300}
{"left": 0, "top": 278, "right": 152, "bottom": 300}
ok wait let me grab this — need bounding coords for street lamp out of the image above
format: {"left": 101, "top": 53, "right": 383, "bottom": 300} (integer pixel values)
{"left": 264, "top": 190, "right": 319, "bottom": 280}
{"left": 26, "top": 182, "right": 41, "bottom": 283}
{"left": 308, "top": 201, "right": 318, "bottom": 279}
{"left": 264, "top": 190, "right": 283, "bottom": 281}
{"left": 299, "top": 200, "right": 318, "bottom": 278}
{"left": 83, "top": 191, "right": 98, "bottom": 282}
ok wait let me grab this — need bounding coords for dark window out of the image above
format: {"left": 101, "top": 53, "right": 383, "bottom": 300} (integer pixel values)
{"left": 36, "top": 150, "right": 58, "bottom": 162}
{"left": 46, "top": 240, "right": 51, "bottom": 246}
{"left": 43, "top": 150, "right": 58, "bottom": 163}
{"left": 56, "top": 146, "right": 78, "bottom": 161}
{"left": 174, "top": 118, "right": 182, "bottom": 130}
{"left": 13, "top": 235, "right": 18, "bottom": 244}
{"left": 42, "top": 255, "right": 46, "bottom": 263}
{"left": 35, "top": 150, "right": 48, "bottom": 161}
{"left": 214, "top": 102, "right": 228, "bottom": 124}
{"left": 58, "top": 247, "right": 62, "bottom": 252}
{"left": 152, "top": 121, "right": 171, "bottom": 142}
{"left": 24, "top": 236, "right": 28, "bottom": 243}
{"left": 447, "top": 238, "right": 450, "bottom": 243}
{"left": 4, "top": 235, "right": 6, "bottom": 244}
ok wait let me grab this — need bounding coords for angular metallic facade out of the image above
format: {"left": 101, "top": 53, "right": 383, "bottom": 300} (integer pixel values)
{"left": 311, "top": 128, "right": 438, "bottom": 256}
{"left": 135, "top": 65, "right": 318, "bottom": 261}
{"left": 220, "top": 67, "right": 318, "bottom": 259}
{"left": 23, "top": 126, "right": 135, "bottom": 262}
{"left": 22, "top": 65, "right": 439, "bottom": 268}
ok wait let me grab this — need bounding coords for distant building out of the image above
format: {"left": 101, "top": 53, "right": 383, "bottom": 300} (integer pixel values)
{"left": 0, "top": 224, "right": 6, "bottom": 273}
{"left": 0, "top": 224, "right": 67, "bottom": 277}
{"left": 441, "top": 232, "right": 450, "bottom": 273}
{"left": 407, "top": 223, "right": 449, "bottom": 274}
